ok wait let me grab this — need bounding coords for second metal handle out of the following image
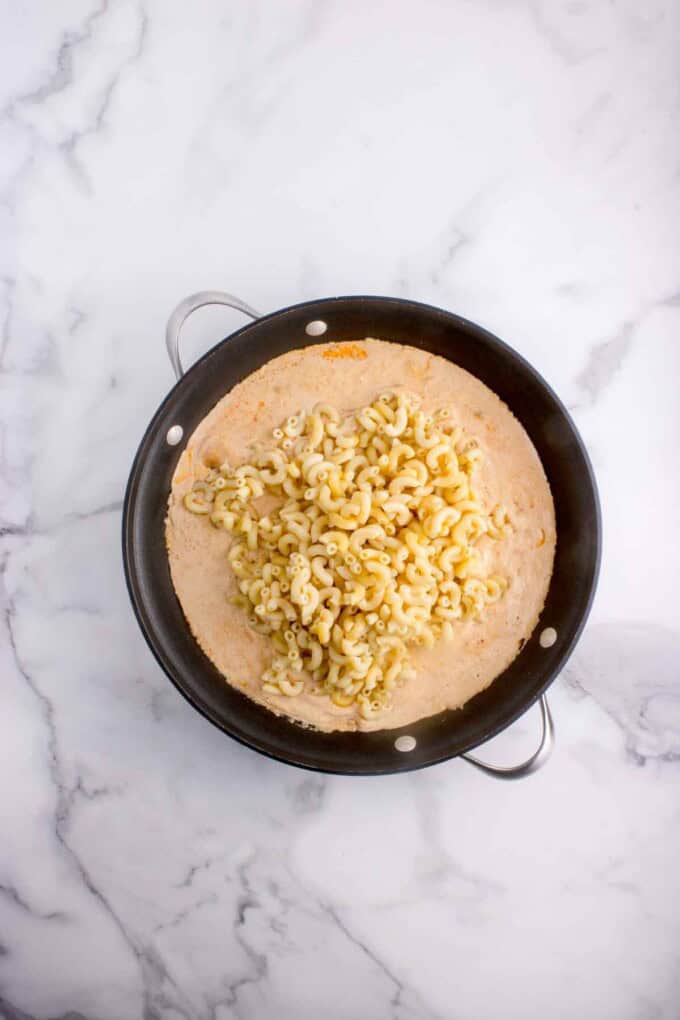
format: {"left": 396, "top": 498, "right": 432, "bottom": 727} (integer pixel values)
{"left": 461, "top": 695, "right": 554, "bottom": 780}
{"left": 165, "top": 290, "right": 260, "bottom": 380}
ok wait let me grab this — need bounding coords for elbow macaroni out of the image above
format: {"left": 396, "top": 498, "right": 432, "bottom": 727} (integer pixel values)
{"left": 184, "top": 389, "right": 510, "bottom": 718}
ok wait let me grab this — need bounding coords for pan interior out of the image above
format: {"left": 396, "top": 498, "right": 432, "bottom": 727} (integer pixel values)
{"left": 123, "top": 296, "right": 600, "bottom": 774}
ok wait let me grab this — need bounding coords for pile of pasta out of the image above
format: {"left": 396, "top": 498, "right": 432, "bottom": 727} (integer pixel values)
{"left": 184, "top": 390, "right": 510, "bottom": 718}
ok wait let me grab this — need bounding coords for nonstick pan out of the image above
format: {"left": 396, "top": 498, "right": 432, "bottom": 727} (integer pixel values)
{"left": 123, "top": 292, "right": 601, "bottom": 777}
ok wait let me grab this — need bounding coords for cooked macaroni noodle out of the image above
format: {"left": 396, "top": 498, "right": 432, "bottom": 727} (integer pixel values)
{"left": 184, "top": 391, "right": 510, "bottom": 718}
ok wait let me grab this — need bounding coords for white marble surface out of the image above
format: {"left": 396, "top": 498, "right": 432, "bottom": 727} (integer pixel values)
{"left": 1, "top": 1, "right": 679, "bottom": 1017}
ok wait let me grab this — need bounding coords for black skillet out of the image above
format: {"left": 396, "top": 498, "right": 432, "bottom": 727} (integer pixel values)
{"left": 122, "top": 292, "right": 601, "bottom": 777}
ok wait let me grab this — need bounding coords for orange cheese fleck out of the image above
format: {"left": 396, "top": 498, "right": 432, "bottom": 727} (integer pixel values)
{"left": 322, "top": 344, "right": 368, "bottom": 361}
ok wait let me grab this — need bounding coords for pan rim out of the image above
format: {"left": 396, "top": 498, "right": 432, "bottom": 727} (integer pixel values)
{"left": 122, "top": 294, "right": 602, "bottom": 774}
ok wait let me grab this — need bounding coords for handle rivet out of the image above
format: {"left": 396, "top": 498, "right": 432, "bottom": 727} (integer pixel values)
{"left": 539, "top": 627, "right": 557, "bottom": 648}
{"left": 395, "top": 735, "right": 416, "bottom": 752}
{"left": 166, "top": 425, "right": 184, "bottom": 446}
{"left": 305, "top": 320, "right": 328, "bottom": 336}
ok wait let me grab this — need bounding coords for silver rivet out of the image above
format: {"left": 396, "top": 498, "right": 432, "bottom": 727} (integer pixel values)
{"left": 395, "top": 735, "right": 416, "bottom": 752}
{"left": 166, "top": 425, "right": 183, "bottom": 446}
{"left": 539, "top": 627, "right": 557, "bottom": 648}
{"left": 305, "top": 320, "right": 327, "bottom": 336}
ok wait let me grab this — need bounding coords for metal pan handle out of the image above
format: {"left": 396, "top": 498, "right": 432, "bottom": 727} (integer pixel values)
{"left": 165, "top": 290, "right": 260, "bottom": 380}
{"left": 461, "top": 695, "right": 554, "bottom": 779}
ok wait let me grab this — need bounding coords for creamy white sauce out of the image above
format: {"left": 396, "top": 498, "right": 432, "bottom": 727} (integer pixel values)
{"left": 166, "top": 339, "right": 556, "bottom": 733}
